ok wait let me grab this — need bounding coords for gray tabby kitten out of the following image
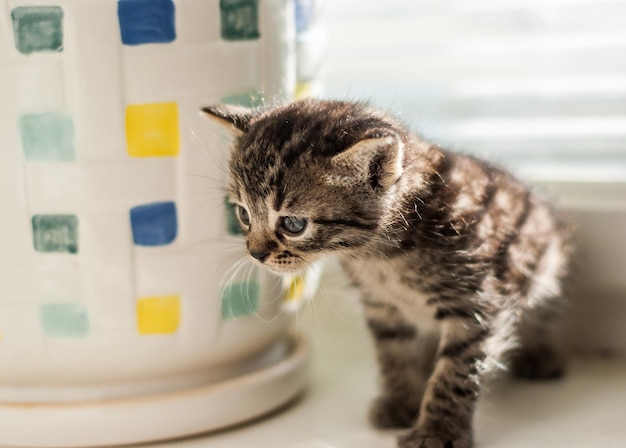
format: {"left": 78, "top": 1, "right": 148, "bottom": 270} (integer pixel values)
{"left": 202, "top": 99, "right": 573, "bottom": 448}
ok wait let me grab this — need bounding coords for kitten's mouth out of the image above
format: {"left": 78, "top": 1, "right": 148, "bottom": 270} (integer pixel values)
{"left": 250, "top": 257, "right": 307, "bottom": 276}
{"left": 246, "top": 251, "right": 313, "bottom": 276}
{"left": 262, "top": 263, "right": 306, "bottom": 276}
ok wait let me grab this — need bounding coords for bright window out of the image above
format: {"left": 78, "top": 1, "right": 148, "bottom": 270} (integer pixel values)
{"left": 322, "top": 0, "right": 626, "bottom": 181}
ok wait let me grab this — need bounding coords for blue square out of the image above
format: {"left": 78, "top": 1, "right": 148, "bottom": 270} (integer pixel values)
{"left": 117, "top": 0, "right": 176, "bottom": 46}
{"left": 295, "top": 0, "right": 314, "bottom": 34}
{"left": 130, "top": 202, "right": 177, "bottom": 246}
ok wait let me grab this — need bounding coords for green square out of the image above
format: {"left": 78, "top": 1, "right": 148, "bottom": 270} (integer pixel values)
{"left": 220, "top": 0, "right": 260, "bottom": 41}
{"left": 19, "top": 113, "right": 75, "bottom": 162}
{"left": 12, "top": 6, "right": 64, "bottom": 55}
{"left": 225, "top": 198, "right": 244, "bottom": 236}
{"left": 221, "top": 91, "right": 264, "bottom": 108}
{"left": 32, "top": 215, "right": 79, "bottom": 254}
{"left": 40, "top": 303, "right": 89, "bottom": 338}
{"left": 221, "top": 281, "right": 260, "bottom": 319}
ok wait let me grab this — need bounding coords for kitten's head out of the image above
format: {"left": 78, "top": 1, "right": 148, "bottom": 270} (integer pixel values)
{"left": 202, "top": 99, "right": 407, "bottom": 275}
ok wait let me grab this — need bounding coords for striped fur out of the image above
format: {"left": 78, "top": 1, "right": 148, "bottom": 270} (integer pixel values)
{"left": 203, "top": 99, "right": 574, "bottom": 448}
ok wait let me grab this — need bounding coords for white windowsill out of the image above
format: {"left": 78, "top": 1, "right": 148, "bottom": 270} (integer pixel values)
{"left": 132, "top": 268, "right": 626, "bottom": 448}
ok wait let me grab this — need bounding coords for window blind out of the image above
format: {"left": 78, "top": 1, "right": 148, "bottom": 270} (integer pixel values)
{"left": 322, "top": 0, "right": 626, "bottom": 173}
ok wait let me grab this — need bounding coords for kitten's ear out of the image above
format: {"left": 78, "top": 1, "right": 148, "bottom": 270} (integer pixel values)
{"left": 201, "top": 104, "right": 255, "bottom": 136}
{"left": 331, "top": 133, "right": 404, "bottom": 189}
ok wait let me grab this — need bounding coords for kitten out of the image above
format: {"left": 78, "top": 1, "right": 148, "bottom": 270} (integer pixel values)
{"left": 202, "top": 99, "right": 573, "bottom": 448}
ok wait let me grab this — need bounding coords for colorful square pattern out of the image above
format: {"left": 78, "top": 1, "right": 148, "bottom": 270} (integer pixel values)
{"left": 130, "top": 201, "right": 178, "bottom": 246}
{"left": 117, "top": 0, "right": 176, "bottom": 45}
{"left": 221, "top": 281, "right": 260, "bottom": 319}
{"left": 11, "top": 6, "right": 64, "bottom": 55}
{"left": 40, "top": 303, "right": 89, "bottom": 338}
{"left": 220, "top": 0, "right": 260, "bottom": 41}
{"left": 126, "top": 102, "right": 180, "bottom": 157}
{"left": 32, "top": 214, "right": 79, "bottom": 254}
{"left": 4, "top": 0, "right": 291, "bottom": 343}
{"left": 137, "top": 295, "right": 181, "bottom": 334}
{"left": 19, "top": 113, "right": 75, "bottom": 162}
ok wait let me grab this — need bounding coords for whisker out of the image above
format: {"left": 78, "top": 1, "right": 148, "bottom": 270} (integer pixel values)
{"left": 202, "top": 246, "right": 245, "bottom": 273}
{"left": 317, "top": 277, "right": 345, "bottom": 325}
{"left": 213, "top": 255, "right": 248, "bottom": 340}
{"left": 245, "top": 261, "right": 254, "bottom": 311}
{"left": 266, "top": 274, "right": 286, "bottom": 307}
{"left": 181, "top": 189, "right": 229, "bottom": 200}
{"left": 218, "top": 257, "right": 246, "bottom": 293}
{"left": 181, "top": 171, "right": 225, "bottom": 184}
{"left": 184, "top": 125, "right": 230, "bottom": 176}
{"left": 250, "top": 269, "right": 286, "bottom": 324}
{"left": 307, "top": 285, "right": 324, "bottom": 334}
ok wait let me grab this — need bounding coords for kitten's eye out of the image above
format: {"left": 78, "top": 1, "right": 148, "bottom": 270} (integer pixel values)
{"left": 280, "top": 216, "right": 307, "bottom": 235}
{"left": 237, "top": 205, "right": 250, "bottom": 226}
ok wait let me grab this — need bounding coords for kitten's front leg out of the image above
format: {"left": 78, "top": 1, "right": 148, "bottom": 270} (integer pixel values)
{"left": 363, "top": 298, "right": 435, "bottom": 429}
{"left": 398, "top": 318, "right": 488, "bottom": 448}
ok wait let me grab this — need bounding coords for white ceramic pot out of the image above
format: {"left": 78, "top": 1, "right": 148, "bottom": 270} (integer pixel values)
{"left": 0, "top": 1, "right": 312, "bottom": 446}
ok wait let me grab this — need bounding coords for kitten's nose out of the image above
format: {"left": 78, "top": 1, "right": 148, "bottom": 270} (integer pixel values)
{"left": 249, "top": 249, "right": 270, "bottom": 263}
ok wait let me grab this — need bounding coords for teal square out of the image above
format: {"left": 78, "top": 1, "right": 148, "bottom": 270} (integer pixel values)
{"left": 221, "top": 281, "right": 260, "bottom": 319}
{"left": 12, "top": 6, "right": 64, "bottom": 55}
{"left": 19, "top": 113, "right": 75, "bottom": 162}
{"left": 224, "top": 198, "right": 244, "bottom": 236}
{"left": 32, "top": 215, "right": 79, "bottom": 254}
{"left": 220, "top": 0, "right": 260, "bottom": 41}
{"left": 40, "top": 303, "right": 89, "bottom": 338}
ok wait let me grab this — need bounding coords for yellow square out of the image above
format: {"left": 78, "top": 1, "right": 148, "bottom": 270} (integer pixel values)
{"left": 126, "top": 102, "right": 180, "bottom": 157}
{"left": 284, "top": 275, "right": 305, "bottom": 303}
{"left": 295, "top": 82, "right": 311, "bottom": 99}
{"left": 137, "top": 295, "right": 181, "bottom": 334}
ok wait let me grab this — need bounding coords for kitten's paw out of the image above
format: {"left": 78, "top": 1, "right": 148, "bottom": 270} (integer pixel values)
{"left": 397, "top": 429, "right": 472, "bottom": 448}
{"left": 369, "top": 396, "right": 420, "bottom": 429}
{"left": 511, "top": 346, "right": 565, "bottom": 380}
